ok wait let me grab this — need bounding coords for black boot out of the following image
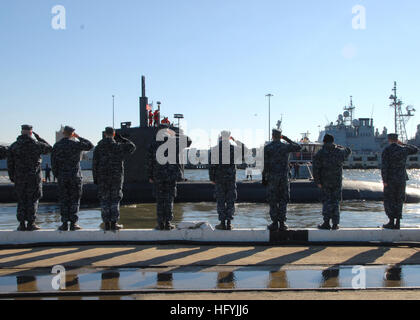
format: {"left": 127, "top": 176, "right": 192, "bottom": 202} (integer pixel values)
{"left": 226, "top": 220, "right": 232, "bottom": 231}
{"left": 17, "top": 222, "right": 26, "bottom": 232}
{"left": 318, "top": 221, "right": 331, "bottom": 230}
{"left": 383, "top": 219, "right": 395, "bottom": 230}
{"left": 58, "top": 222, "right": 68, "bottom": 231}
{"left": 104, "top": 222, "right": 111, "bottom": 231}
{"left": 394, "top": 219, "right": 401, "bottom": 230}
{"left": 111, "top": 222, "right": 123, "bottom": 231}
{"left": 70, "top": 223, "right": 82, "bottom": 231}
{"left": 279, "top": 221, "right": 289, "bottom": 231}
{"left": 26, "top": 222, "right": 41, "bottom": 231}
{"left": 164, "top": 221, "right": 175, "bottom": 231}
{"left": 215, "top": 221, "right": 227, "bottom": 230}
{"left": 332, "top": 224, "right": 340, "bottom": 231}
{"left": 268, "top": 221, "right": 279, "bottom": 231}
{"left": 155, "top": 223, "right": 165, "bottom": 231}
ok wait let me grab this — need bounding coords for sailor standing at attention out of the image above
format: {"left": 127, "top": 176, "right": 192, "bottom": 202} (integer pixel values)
{"left": 148, "top": 126, "right": 192, "bottom": 230}
{"left": 381, "top": 133, "right": 419, "bottom": 230}
{"left": 51, "top": 126, "right": 94, "bottom": 231}
{"left": 209, "top": 131, "right": 248, "bottom": 231}
{"left": 7, "top": 125, "right": 52, "bottom": 231}
{"left": 92, "top": 127, "right": 136, "bottom": 231}
{"left": 312, "top": 134, "right": 352, "bottom": 230}
{"left": 262, "top": 129, "right": 302, "bottom": 231}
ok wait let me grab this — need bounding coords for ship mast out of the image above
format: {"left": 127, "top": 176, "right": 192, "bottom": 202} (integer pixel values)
{"left": 389, "top": 81, "right": 415, "bottom": 143}
{"left": 343, "top": 96, "right": 355, "bottom": 126}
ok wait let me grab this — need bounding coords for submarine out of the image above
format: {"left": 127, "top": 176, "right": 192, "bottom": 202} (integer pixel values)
{"left": 1, "top": 76, "right": 420, "bottom": 205}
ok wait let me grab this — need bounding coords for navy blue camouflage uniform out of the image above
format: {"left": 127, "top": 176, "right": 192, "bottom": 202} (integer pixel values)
{"left": 51, "top": 137, "right": 94, "bottom": 223}
{"left": 92, "top": 136, "right": 136, "bottom": 223}
{"left": 381, "top": 143, "right": 419, "bottom": 219}
{"left": 148, "top": 131, "right": 192, "bottom": 225}
{"left": 209, "top": 140, "right": 247, "bottom": 222}
{"left": 312, "top": 143, "right": 352, "bottom": 225}
{"left": 7, "top": 135, "right": 52, "bottom": 223}
{"left": 262, "top": 139, "right": 302, "bottom": 223}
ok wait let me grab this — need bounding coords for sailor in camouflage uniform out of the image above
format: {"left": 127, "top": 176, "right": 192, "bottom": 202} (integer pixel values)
{"left": 148, "top": 127, "right": 192, "bottom": 230}
{"left": 312, "top": 134, "right": 352, "bottom": 230}
{"left": 209, "top": 131, "right": 247, "bottom": 230}
{"left": 92, "top": 127, "right": 136, "bottom": 231}
{"left": 262, "top": 129, "right": 302, "bottom": 231}
{"left": 7, "top": 125, "right": 52, "bottom": 231}
{"left": 51, "top": 126, "right": 94, "bottom": 231}
{"left": 0, "top": 145, "right": 7, "bottom": 160}
{"left": 381, "top": 133, "right": 419, "bottom": 230}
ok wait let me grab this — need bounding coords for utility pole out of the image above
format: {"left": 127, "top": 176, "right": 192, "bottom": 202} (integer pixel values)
{"left": 112, "top": 95, "right": 115, "bottom": 128}
{"left": 266, "top": 94, "right": 274, "bottom": 141}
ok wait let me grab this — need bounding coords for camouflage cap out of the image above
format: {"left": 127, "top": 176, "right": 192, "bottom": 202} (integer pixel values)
{"left": 388, "top": 133, "right": 399, "bottom": 140}
{"left": 105, "top": 127, "right": 115, "bottom": 135}
{"left": 323, "top": 134, "right": 334, "bottom": 143}
{"left": 272, "top": 129, "right": 282, "bottom": 138}
{"left": 63, "top": 126, "right": 75, "bottom": 134}
{"left": 21, "top": 125, "right": 33, "bottom": 131}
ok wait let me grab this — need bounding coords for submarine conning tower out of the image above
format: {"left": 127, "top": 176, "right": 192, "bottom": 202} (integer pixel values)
{"left": 116, "top": 76, "right": 183, "bottom": 184}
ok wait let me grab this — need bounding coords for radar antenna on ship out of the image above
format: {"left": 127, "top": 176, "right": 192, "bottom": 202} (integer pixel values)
{"left": 343, "top": 96, "right": 355, "bottom": 126}
{"left": 389, "top": 81, "right": 415, "bottom": 143}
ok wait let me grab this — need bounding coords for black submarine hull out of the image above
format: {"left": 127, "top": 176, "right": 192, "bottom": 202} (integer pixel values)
{"left": 1, "top": 180, "right": 420, "bottom": 204}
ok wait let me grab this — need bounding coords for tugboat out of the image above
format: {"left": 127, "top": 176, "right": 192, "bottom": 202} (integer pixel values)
{"left": 289, "top": 132, "right": 323, "bottom": 180}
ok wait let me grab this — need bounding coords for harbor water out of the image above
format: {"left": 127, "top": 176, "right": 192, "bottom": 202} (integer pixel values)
{"left": 0, "top": 169, "right": 420, "bottom": 230}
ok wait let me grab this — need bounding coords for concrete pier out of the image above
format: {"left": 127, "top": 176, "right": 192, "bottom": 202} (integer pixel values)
{"left": 1, "top": 243, "right": 420, "bottom": 300}
{"left": 1, "top": 228, "right": 420, "bottom": 247}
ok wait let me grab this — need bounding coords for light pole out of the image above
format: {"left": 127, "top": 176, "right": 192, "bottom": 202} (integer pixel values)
{"left": 112, "top": 95, "right": 115, "bottom": 128}
{"left": 266, "top": 94, "right": 274, "bottom": 141}
{"left": 174, "top": 114, "right": 184, "bottom": 129}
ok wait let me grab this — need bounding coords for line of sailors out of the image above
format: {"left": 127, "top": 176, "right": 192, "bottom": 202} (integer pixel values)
{"left": 1, "top": 125, "right": 137, "bottom": 231}
{"left": 0, "top": 126, "right": 418, "bottom": 232}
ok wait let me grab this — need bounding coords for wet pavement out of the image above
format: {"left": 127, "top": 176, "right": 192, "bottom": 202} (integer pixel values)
{"left": 1, "top": 245, "right": 420, "bottom": 297}
{"left": 1, "top": 265, "right": 420, "bottom": 295}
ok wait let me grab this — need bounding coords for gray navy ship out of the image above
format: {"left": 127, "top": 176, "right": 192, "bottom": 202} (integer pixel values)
{"left": 317, "top": 82, "right": 419, "bottom": 169}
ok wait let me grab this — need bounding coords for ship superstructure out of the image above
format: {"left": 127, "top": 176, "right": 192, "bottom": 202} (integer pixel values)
{"left": 318, "top": 96, "right": 389, "bottom": 154}
{"left": 317, "top": 83, "right": 419, "bottom": 168}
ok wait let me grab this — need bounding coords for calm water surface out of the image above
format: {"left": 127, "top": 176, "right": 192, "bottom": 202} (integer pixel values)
{"left": 0, "top": 170, "right": 420, "bottom": 230}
